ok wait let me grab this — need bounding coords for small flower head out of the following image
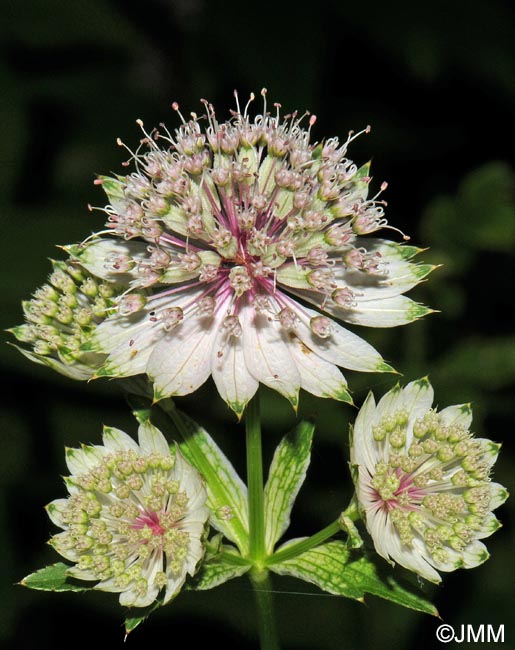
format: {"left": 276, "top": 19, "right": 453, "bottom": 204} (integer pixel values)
{"left": 9, "top": 259, "right": 124, "bottom": 379}
{"left": 350, "top": 378, "right": 508, "bottom": 583}
{"left": 47, "top": 423, "right": 209, "bottom": 607}
{"left": 63, "top": 92, "right": 433, "bottom": 415}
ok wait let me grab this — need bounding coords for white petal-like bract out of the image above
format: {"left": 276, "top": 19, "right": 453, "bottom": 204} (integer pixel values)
{"left": 47, "top": 423, "right": 209, "bottom": 607}
{"left": 350, "top": 378, "right": 507, "bottom": 583}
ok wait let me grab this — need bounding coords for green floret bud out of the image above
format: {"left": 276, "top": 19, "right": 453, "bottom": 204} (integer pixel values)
{"left": 11, "top": 256, "right": 127, "bottom": 380}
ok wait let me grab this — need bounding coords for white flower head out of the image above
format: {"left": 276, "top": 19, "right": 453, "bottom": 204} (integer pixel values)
{"left": 69, "top": 91, "right": 434, "bottom": 416}
{"left": 350, "top": 378, "right": 508, "bottom": 583}
{"left": 47, "top": 422, "right": 209, "bottom": 607}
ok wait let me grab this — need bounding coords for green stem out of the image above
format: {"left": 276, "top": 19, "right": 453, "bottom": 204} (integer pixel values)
{"left": 267, "top": 498, "right": 360, "bottom": 565}
{"left": 266, "top": 519, "right": 341, "bottom": 565}
{"left": 250, "top": 570, "right": 280, "bottom": 650}
{"left": 246, "top": 393, "right": 266, "bottom": 563}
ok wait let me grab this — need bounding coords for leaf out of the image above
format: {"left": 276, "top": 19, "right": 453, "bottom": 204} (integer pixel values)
{"left": 270, "top": 542, "right": 438, "bottom": 616}
{"left": 190, "top": 553, "right": 251, "bottom": 591}
{"left": 263, "top": 420, "right": 314, "bottom": 553}
{"left": 20, "top": 563, "right": 89, "bottom": 592}
{"left": 159, "top": 401, "right": 250, "bottom": 556}
{"left": 270, "top": 541, "right": 362, "bottom": 599}
{"left": 346, "top": 555, "right": 438, "bottom": 615}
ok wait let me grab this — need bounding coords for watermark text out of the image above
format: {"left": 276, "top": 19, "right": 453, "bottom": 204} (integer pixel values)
{"left": 436, "top": 624, "right": 504, "bottom": 644}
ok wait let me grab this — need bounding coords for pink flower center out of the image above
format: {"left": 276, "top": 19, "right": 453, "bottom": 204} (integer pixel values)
{"left": 370, "top": 468, "right": 427, "bottom": 513}
{"left": 131, "top": 510, "right": 165, "bottom": 536}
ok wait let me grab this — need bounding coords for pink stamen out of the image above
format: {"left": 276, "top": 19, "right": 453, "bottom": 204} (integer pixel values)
{"left": 132, "top": 510, "right": 165, "bottom": 536}
{"left": 369, "top": 469, "right": 428, "bottom": 513}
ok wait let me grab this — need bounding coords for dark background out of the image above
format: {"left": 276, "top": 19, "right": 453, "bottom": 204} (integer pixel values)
{"left": 1, "top": 1, "right": 514, "bottom": 648}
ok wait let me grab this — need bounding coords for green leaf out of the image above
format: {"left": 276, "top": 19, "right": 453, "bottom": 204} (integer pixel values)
{"left": 270, "top": 541, "right": 363, "bottom": 599}
{"left": 263, "top": 420, "right": 314, "bottom": 554}
{"left": 20, "top": 563, "right": 89, "bottom": 592}
{"left": 190, "top": 553, "right": 251, "bottom": 591}
{"left": 346, "top": 555, "right": 438, "bottom": 615}
{"left": 159, "top": 401, "right": 250, "bottom": 556}
{"left": 270, "top": 542, "right": 438, "bottom": 616}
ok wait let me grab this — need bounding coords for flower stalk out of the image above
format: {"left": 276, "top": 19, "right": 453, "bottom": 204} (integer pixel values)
{"left": 250, "top": 570, "right": 281, "bottom": 650}
{"left": 245, "top": 393, "right": 282, "bottom": 649}
{"left": 266, "top": 520, "right": 342, "bottom": 566}
{"left": 267, "top": 499, "right": 360, "bottom": 566}
{"left": 246, "top": 393, "right": 266, "bottom": 564}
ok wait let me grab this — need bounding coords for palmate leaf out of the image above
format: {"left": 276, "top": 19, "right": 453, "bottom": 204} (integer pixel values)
{"left": 263, "top": 420, "right": 314, "bottom": 553}
{"left": 270, "top": 541, "right": 438, "bottom": 616}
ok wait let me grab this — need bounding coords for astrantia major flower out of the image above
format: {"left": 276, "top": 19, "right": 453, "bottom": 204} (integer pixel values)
{"left": 9, "top": 259, "right": 122, "bottom": 379}
{"left": 47, "top": 422, "right": 209, "bottom": 607}
{"left": 68, "top": 91, "right": 434, "bottom": 416}
{"left": 350, "top": 378, "right": 508, "bottom": 583}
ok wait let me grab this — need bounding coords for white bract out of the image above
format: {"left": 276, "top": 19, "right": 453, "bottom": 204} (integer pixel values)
{"left": 350, "top": 378, "right": 508, "bottom": 583}
{"left": 68, "top": 91, "right": 434, "bottom": 416}
{"left": 47, "top": 423, "right": 209, "bottom": 607}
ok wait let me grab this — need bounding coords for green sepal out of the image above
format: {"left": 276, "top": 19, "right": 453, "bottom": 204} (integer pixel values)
{"left": 263, "top": 420, "right": 315, "bottom": 554}
{"left": 395, "top": 243, "right": 427, "bottom": 260}
{"left": 413, "top": 263, "right": 438, "bottom": 280}
{"left": 62, "top": 243, "right": 85, "bottom": 259}
{"left": 276, "top": 264, "right": 312, "bottom": 289}
{"left": 270, "top": 542, "right": 438, "bottom": 616}
{"left": 407, "top": 302, "right": 436, "bottom": 321}
{"left": 355, "top": 161, "right": 371, "bottom": 180}
{"left": 20, "top": 562, "right": 89, "bottom": 592}
{"left": 97, "top": 174, "right": 126, "bottom": 203}
{"left": 375, "top": 360, "right": 397, "bottom": 373}
{"left": 291, "top": 231, "right": 327, "bottom": 257}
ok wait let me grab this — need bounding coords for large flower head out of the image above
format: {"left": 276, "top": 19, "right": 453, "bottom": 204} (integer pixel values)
{"left": 350, "top": 378, "right": 508, "bottom": 583}
{"left": 68, "top": 91, "right": 433, "bottom": 416}
{"left": 47, "top": 422, "right": 209, "bottom": 607}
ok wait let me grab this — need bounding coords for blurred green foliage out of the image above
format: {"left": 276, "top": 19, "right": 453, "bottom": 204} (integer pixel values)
{"left": 1, "top": 1, "right": 514, "bottom": 648}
